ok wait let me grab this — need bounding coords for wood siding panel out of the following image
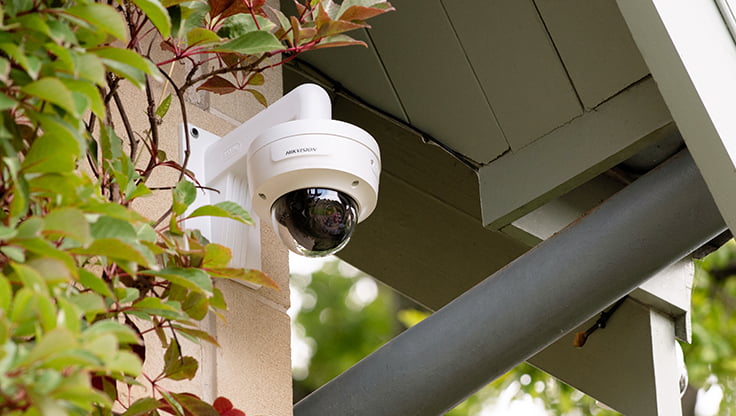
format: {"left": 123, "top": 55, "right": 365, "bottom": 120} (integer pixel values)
{"left": 368, "top": 0, "right": 509, "bottom": 164}
{"left": 535, "top": 0, "right": 649, "bottom": 108}
{"left": 443, "top": 0, "right": 582, "bottom": 150}
{"left": 290, "top": 29, "right": 409, "bottom": 123}
{"left": 479, "top": 78, "right": 673, "bottom": 229}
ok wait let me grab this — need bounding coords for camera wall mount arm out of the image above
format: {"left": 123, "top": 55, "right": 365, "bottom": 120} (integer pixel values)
{"left": 179, "top": 83, "right": 380, "bottom": 271}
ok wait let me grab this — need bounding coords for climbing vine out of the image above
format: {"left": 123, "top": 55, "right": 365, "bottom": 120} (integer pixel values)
{"left": 0, "top": 0, "right": 392, "bottom": 414}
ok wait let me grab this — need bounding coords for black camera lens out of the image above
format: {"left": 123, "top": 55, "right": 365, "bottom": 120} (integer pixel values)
{"left": 270, "top": 188, "right": 358, "bottom": 257}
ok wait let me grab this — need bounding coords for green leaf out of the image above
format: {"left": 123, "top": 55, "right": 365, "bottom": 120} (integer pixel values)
{"left": 16, "top": 217, "right": 45, "bottom": 239}
{"left": 173, "top": 180, "right": 196, "bottom": 215}
{"left": 130, "top": 297, "right": 185, "bottom": 320}
{"left": 122, "top": 397, "right": 164, "bottom": 416}
{"left": 247, "top": 72, "right": 265, "bottom": 86}
{"left": 171, "top": 324, "right": 220, "bottom": 346}
{"left": 68, "top": 292, "right": 106, "bottom": 322}
{"left": 163, "top": 340, "right": 198, "bottom": 380}
{"left": 0, "top": 43, "right": 39, "bottom": 79}
{"left": 106, "top": 350, "right": 142, "bottom": 376}
{"left": 19, "top": 327, "right": 78, "bottom": 367}
{"left": 143, "top": 267, "right": 213, "bottom": 294}
{"left": 116, "top": 287, "right": 140, "bottom": 304}
{"left": 84, "top": 320, "right": 140, "bottom": 345}
{"left": 84, "top": 333, "right": 118, "bottom": 362}
{"left": 217, "top": 14, "right": 276, "bottom": 39}
{"left": 60, "top": 78, "right": 105, "bottom": 119}
{"left": 129, "top": 0, "right": 172, "bottom": 38}
{"left": 206, "top": 267, "right": 279, "bottom": 289}
{"left": 0, "top": 275, "right": 11, "bottom": 311}
{"left": 156, "top": 93, "right": 172, "bottom": 118}
{"left": 27, "top": 257, "right": 72, "bottom": 284}
{"left": 56, "top": 297, "right": 82, "bottom": 333}
{"left": 245, "top": 88, "right": 267, "bottom": 107}
{"left": 313, "top": 33, "right": 367, "bottom": 50}
{"left": 202, "top": 243, "right": 231, "bottom": 268}
{"left": 43, "top": 207, "right": 91, "bottom": 245}
{"left": 33, "top": 113, "right": 86, "bottom": 155}
{"left": 91, "top": 216, "right": 138, "bottom": 241}
{"left": 79, "top": 269, "right": 114, "bottom": 297}
{"left": 215, "top": 30, "right": 284, "bottom": 55}
{"left": 1, "top": 246, "right": 24, "bottom": 262}
{"left": 210, "top": 287, "right": 226, "bottom": 309}
{"left": 0, "top": 225, "right": 17, "bottom": 240}
{"left": 181, "top": 292, "right": 207, "bottom": 320}
{"left": 73, "top": 52, "right": 107, "bottom": 86}
{"left": 21, "top": 77, "right": 78, "bottom": 116}
{"left": 71, "top": 238, "right": 152, "bottom": 268}
{"left": 186, "top": 27, "right": 221, "bottom": 46}
{"left": 12, "top": 237, "right": 78, "bottom": 279}
{"left": 166, "top": 393, "right": 220, "bottom": 416}
{"left": 22, "top": 132, "right": 78, "bottom": 173}
{"left": 92, "top": 47, "right": 158, "bottom": 88}
{"left": 65, "top": 3, "right": 128, "bottom": 42}
{"left": 187, "top": 201, "right": 253, "bottom": 225}
{"left": 84, "top": 200, "right": 147, "bottom": 222}
{"left": 0, "top": 92, "right": 17, "bottom": 111}
{"left": 11, "top": 262, "right": 48, "bottom": 293}
{"left": 126, "top": 182, "right": 152, "bottom": 200}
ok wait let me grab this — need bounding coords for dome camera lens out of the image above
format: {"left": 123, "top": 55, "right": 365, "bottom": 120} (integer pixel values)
{"left": 271, "top": 188, "right": 358, "bottom": 257}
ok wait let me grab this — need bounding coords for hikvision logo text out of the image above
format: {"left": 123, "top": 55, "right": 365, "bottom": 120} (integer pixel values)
{"left": 285, "top": 147, "right": 317, "bottom": 156}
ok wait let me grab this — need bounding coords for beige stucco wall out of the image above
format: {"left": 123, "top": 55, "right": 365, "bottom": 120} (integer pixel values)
{"left": 118, "top": 43, "right": 292, "bottom": 415}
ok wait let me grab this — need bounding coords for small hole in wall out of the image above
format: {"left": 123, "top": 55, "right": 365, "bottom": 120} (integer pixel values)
{"left": 190, "top": 127, "right": 199, "bottom": 138}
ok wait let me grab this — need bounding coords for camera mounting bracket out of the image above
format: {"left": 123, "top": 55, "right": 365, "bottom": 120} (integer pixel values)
{"left": 179, "top": 124, "right": 263, "bottom": 288}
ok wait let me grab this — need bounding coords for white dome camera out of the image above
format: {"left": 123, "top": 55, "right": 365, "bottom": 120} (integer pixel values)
{"left": 248, "top": 118, "right": 380, "bottom": 257}
{"left": 182, "top": 84, "right": 380, "bottom": 266}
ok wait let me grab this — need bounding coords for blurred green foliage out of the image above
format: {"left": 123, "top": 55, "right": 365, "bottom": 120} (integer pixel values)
{"left": 293, "top": 240, "right": 736, "bottom": 414}
{"left": 291, "top": 259, "right": 617, "bottom": 415}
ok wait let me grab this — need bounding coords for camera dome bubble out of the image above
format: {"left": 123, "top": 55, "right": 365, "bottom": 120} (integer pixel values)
{"left": 270, "top": 188, "right": 358, "bottom": 257}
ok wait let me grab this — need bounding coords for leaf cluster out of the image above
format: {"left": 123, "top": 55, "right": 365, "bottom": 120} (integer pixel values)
{"left": 0, "top": 0, "right": 392, "bottom": 414}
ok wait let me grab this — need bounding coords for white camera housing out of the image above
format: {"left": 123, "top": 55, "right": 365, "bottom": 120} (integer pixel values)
{"left": 181, "top": 84, "right": 380, "bottom": 270}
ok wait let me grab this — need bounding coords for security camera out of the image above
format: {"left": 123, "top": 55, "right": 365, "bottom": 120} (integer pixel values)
{"left": 182, "top": 83, "right": 381, "bottom": 266}
{"left": 248, "top": 118, "right": 379, "bottom": 257}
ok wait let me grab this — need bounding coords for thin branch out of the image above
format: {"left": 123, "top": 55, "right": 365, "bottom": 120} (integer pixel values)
{"left": 156, "top": 67, "right": 189, "bottom": 182}
{"left": 112, "top": 90, "right": 138, "bottom": 159}
{"left": 180, "top": 53, "right": 269, "bottom": 91}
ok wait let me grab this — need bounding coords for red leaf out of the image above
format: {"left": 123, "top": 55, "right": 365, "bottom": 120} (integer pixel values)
{"left": 312, "top": 34, "right": 367, "bottom": 50}
{"left": 339, "top": 5, "right": 390, "bottom": 22}
{"left": 317, "top": 19, "right": 366, "bottom": 38}
{"left": 213, "top": 397, "right": 234, "bottom": 413}
{"left": 210, "top": 0, "right": 267, "bottom": 19}
{"left": 197, "top": 76, "right": 238, "bottom": 95}
{"left": 222, "top": 409, "right": 246, "bottom": 416}
{"left": 213, "top": 396, "right": 247, "bottom": 416}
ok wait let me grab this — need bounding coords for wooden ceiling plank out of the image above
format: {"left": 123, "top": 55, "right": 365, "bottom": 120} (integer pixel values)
{"left": 367, "top": 0, "right": 509, "bottom": 164}
{"left": 479, "top": 77, "right": 673, "bottom": 230}
{"left": 535, "top": 0, "right": 649, "bottom": 108}
{"left": 442, "top": 0, "right": 582, "bottom": 150}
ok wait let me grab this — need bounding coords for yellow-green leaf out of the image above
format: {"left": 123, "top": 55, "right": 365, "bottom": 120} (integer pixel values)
{"left": 22, "top": 77, "right": 77, "bottom": 116}
{"left": 65, "top": 3, "right": 128, "bottom": 42}
{"left": 215, "top": 30, "right": 284, "bottom": 55}
{"left": 19, "top": 327, "right": 78, "bottom": 367}
{"left": 44, "top": 207, "right": 91, "bottom": 245}
{"left": 129, "top": 0, "right": 171, "bottom": 38}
